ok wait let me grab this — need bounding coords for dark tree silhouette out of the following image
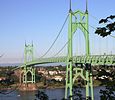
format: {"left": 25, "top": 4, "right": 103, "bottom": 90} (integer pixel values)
{"left": 96, "top": 67, "right": 115, "bottom": 100}
{"left": 71, "top": 86, "right": 85, "bottom": 100}
{"left": 95, "top": 15, "right": 115, "bottom": 37}
{"left": 95, "top": 15, "right": 115, "bottom": 99}
{"left": 100, "top": 86, "right": 115, "bottom": 100}
{"left": 35, "top": 90, "right": 49, "bottom": 100}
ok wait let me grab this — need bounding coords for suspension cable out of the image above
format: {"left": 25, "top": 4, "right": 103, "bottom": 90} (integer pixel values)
{"left": 53, "top": 29, "right": 77, "bottom": 57}
{"left": 53, "top": 41, "right": 68, "bottom": 57}
{"left": 82, "top": 21, "right": 114, "bottom": 55}
{"left": 53, "top": 22, "right": 93, "bottom": 57}
{"left": 89, "top": 14, "right": 115, "bottom": 38}
{"left": 39, "top": 14, "right": 69, "bottom": 58}
{"left": 89, "top": 13, "right": 100, "bottom": 22}
{"left": 53, "top": 13, "right": 93, "bottom": 57}
{"left": 73, "top": 13, "right": 102, "bottom": 56}
{"left": 51, "top": 13, "right": 115, "bottom": 57}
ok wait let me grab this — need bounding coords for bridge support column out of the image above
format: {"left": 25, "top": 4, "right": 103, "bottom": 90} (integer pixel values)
{"left": 86, "top": 70, "right": 90, "bottom": 99}
{"left": 72, "top": 63, "right": 94, "bottom": 100}
{"left": 32, "top": 67, "right": 36, "bottom": 83}
{"left": 86, "top": 63, "right": 94, "bottom": 100}
{"left": 64, "top": 0, "right": 94, "bottom": 99}
{"left": 23, "top": 67, "right": 35, "bottom": 83}
{"left": 90, "top": 70, "right": 94, "bottom": 100}
{"left": 65, "top": 62, "right": 73, "bottom": 100}
{"left": 22, "top": 43, "right": 36, "bottom": 84}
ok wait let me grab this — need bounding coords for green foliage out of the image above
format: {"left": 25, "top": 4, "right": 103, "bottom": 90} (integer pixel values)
{"left": 35, "top": 74, "right": 42, "bottom": 82}
{"left": 0, "top": 67, "right": 18, "bottom": 89}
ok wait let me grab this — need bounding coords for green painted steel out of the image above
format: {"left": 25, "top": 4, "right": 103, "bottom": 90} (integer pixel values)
{"left": 22, "top": 55, "right": 115, "bottom": 67}
{"left": 20, "top": 0, "right": 115, "bottom": 99}
{"left": 65, "top": 9, "right": 73, "bottom": 100}
{"left": 23, "top": 43, "right": 35, "bottom": 83}
{"left": 64, "top": 0, "right": 93, "bottom": 98}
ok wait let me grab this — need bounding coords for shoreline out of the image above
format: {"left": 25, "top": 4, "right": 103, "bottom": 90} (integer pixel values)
{"left": 0, "top": 83, "right": 103, "bottom": 91}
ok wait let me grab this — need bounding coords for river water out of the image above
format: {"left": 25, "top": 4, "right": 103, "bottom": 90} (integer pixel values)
{"left": 0, "top": 87, "right": 104, "bottom": 100}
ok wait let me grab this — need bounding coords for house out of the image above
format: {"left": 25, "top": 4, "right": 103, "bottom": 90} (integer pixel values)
{"left": 54, "top": 76, "right": 63, "bottom": 81}
{"left": 48, "top": 71, "right": 58, "bottom": 75}
{"left": 0, "top": 77, "right": 6, "bottom": 81}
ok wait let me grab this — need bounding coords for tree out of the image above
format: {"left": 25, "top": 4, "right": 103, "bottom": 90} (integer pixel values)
{"left": 95, "top": 15, "right": 115, "bottom": 37}
{"left": 100, "top": 86, "right": 115, "bottom": 100}
{"left": 95, "top": 15, "right": 115, "bottom": 99}
{"left": 96, "top": 66, "right": 115, "bottom": 100}
{"left": 72, "top": 86, "right": 85, "bottom": 100}
{"left": 35, "top": 90, "right": 49, "bottom": 100}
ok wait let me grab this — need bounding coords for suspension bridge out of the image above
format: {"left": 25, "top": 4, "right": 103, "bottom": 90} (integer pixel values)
{"left": 3, "top": 0, "right": 115, "bottom": 100}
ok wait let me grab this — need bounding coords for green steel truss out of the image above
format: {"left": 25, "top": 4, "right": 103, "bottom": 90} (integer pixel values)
{"left": 20, "top": 1, "right": 115, "bottom": 99}
{"left": 64, "top": 6, "right": 94, "bottom": 99}
{"left": 21, "top": 55, "right": 115, "bottom": 67}
{"left": 22, "top": 43, "right": 35, "bottom": 83}
{"left": 20, "top": 7, "right": 115, "bottom": 100}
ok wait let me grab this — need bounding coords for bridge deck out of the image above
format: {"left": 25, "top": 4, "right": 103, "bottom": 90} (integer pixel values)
{"left": 24, "top": 55, "right": 115, "bottom": 66}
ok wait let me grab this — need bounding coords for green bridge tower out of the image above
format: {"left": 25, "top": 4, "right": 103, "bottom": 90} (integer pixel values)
{"left": 22, "top": 43, "right": 35, "bottom": 83}
{"left": 65, "top": 0, "right": 94, "bottom": 100}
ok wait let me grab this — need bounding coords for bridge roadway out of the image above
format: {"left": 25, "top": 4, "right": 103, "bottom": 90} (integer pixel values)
{"left": 23, "top": 54, "right": 115, "bottom": 67}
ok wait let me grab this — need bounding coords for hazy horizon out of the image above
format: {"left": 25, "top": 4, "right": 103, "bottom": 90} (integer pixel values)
{"left": 0, "top": 0, "right": 115, "bottom": 63}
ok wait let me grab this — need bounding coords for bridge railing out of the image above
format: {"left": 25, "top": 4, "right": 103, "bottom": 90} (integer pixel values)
{"left": 18, "top": 55, "right": 115, "bottom": 68}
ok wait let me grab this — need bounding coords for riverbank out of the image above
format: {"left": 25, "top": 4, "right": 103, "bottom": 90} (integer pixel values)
{"left": 0, "top": 79, "right": 102, "bottom": 91}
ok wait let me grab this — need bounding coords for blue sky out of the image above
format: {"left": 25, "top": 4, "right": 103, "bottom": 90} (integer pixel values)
{"left": 0, "top": 0, "right": 115, "bottom": 63}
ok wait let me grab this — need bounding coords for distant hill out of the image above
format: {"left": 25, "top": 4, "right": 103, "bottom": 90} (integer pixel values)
{"left": 0, "top": 63, "right": 22, "bottom": 67}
